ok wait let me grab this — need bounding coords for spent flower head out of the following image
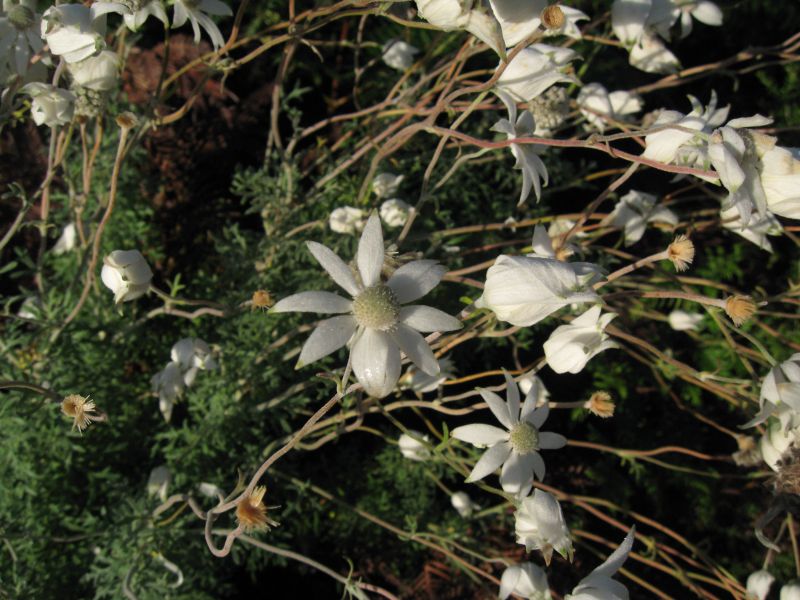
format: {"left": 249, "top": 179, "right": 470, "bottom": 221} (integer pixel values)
{"left": 61, "top": 394, "right": 100, "bottom": 432}
{"left": 236, "top": 486, "right": 279, "bottom": 532}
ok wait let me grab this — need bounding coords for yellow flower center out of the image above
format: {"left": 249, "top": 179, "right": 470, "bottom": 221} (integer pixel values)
{"left": 352, "top": 285, "right": 400, "bottom": 330}
{"left": 509, "top": 422, "right": 539, "bottom": 455}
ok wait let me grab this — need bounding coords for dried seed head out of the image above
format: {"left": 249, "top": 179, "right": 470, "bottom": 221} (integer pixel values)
{"left": 251, "top": 289, "right": 273, "bottom": 310}
{"left": 115, "top": 111, "right": 138, "bottom": 130}
{"left": 775, "top": 447, "right": 800, "bottom": 496}
{"left": 667, "top": 235, "right": 694, "bottom": 272}
{"left": 725, "top": 295, "right": 756, "bottom": 327}
{"left": 585, "top": 391, "right": 615, "bottom": 418}
{"left": 236, "top": 486, "right": 279, "bottom": 532}
{"left": 732, "top": 435, "right": 762, "bottom": 467}
{"left": 61, "top": 394, "right": 100, "bottom": 432}
{"left": 540, "top": 5, "right": 565, "bottom": 30}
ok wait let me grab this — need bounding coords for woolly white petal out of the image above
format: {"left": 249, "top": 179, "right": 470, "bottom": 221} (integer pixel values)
{"left": 306, "top": 241, "right": 360, "bottom": 297}
{"left": 357, "top": 212, "right": 384, "bottom": 288}
{"left": 479, "top": 388, "right": 514, "bottom": 429}
{"left": 452, "top": 423, "right": 510, "bottom": 447}
{"left": 297, "top": 315, "right": 357, "bottom": 367}
{"left": 539, "top": 431, "right": 567, "bottom": 450}
{"left": 399, "top": 305, "right": 461, "bottom": 332}
{"left": 500, "top": 451, "right": 537, "bottom": 492}
{"left": 390, "top": 323, "right": 439, "bottom": 376}
{"left": 271, "top": 291, "right": 352, "bottom": 314}
{"left": 465, "top": 441, "right": 512, "bottom": 482}
{"left": 351, "top": 327, "right": 400, "bottom": 398}
{"left": 387, "top": 260, "right": 446, "bottom": 304}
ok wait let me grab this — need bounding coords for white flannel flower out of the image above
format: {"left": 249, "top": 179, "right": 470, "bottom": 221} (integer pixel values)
{"left": 198, "top": 482, "right": 223, "bottom": 499}
{"left": 382, "top": 39, "right": 419, "bottom": 71}
{"left": 120, "top": 0, "right": 168, "bottom": 31}
{"left": 151, "top": 361, "right": 184, "bottom": 422}
{"left": 496, "top": 44, "right": 578, "bottom": 103}
{"left": 489, "top": 0, "right": 587, "bottom": 47}
{"left": 171, "top": 0, "right": 231, "bottom": 50}
{"left": 450, "top": 491, "right": 480, "bottom": 517}
{"left": 271, "top": 213, "right": 462, "bottom": 398}
{"left": 514, "top": 489, "right": 573, "bottom": 564}
{"left": 606, "top": 189, "right": 678, "bottom": 245}
{"left": 100, "top": 249, "right": 153, "bottom": 304}
{"left": 782, "top": 581, "right": 800, "bottom": 600}
{"left": 171, "top": 337, "right": 217, "bottom": 385}
{"left": 379, "top": 198, "right": 411, "bottom": 228}
{"left": 518, "top": 371, "right": 548, "bottom": 404}
{"left": 628, "top": 30, "right": 679, "bottom": 74}
{"left": 492, "top": 89, "right": 549, "bottom": 205}
{"left": 41, "top": 3, "right": 127, "bottom": 64}
{"left": 578, "top": 83, "right": 643, "bottom": 133}
{"left": 721, "top": 205, "right": 782, "bottom": 253}
{"left": 146, "top": 465, "right": 171, "bottom": 502}
{"left": 372, "top": 172, "right": 404, "bottom": 198}
{"left": 760, "top": 145, "right": 800, "bottom": 219}
{"left": 402, "top": 357, "right": 455, "bottom": 393}
{"left": 0, "top": 0, "right": 43, "bottom": 74}
{"left": 414, "top": 0, "right": 505, "bottom": 57}
{"left": 566, "top": 527, "right": 635, "bottom": 600}
{"left": 329, "top": 206, "right": 366, "bottom": 234}
{"left": 611, "top": 0, "right": 652, "bottom": 46}
{"left": 52, "top": 222, "right": 78, "bottom": 254}
{"left": 744, "top": 354, "right": 800, "bottom": 429}
{"left": 451, "top": 371, "right": 566, "bottom": 495}
{"left": 22, "top": 83, "right": 75, "bottom": 127}
{"left": 398, "top": 430, "right": 431, "bottom": 461}
{"left": 668, "top": 309, "right": 703, "bottom": 331}
{"left": 746, "top": 569, "right": 774, "bottom": 600}
{"left": 544, "top": 306, "right": 617, "bottom": 374}
{"left": 673, "top": 1, "right": 722, "bottom": 39}
{"left": 499, "top": 562, "right": 551, "bottom": 600}
{"left": 67, "top": 49, "right": 119, "bottom": 91}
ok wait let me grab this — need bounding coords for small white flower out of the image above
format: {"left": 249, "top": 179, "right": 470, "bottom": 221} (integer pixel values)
{"left": 514, "top": 489, "right": 572, "bottom": 564}
{"left": 674, "top": 1, "right": 723, "bottom": 39}
{"left": 760, "top": 145, "right": 800, "bottom": 219}
{"left": 373, "top": 172, "right": 404, "bottom": 198}
{"left": 171, "top": 337, "right": 217, "bottom": 385}
{"left": 100, "top": 249, "right": 153, "bottom": 304}
{"left": 52, "top": 222, "right": 78, "bottom": 254}
{"left": 382, "top": 39, "right": 419, "bottom": 71}
{"left": 379, "top": 198, "right": 411, "bottom": 228}
{"left": 146, "top": 465, "right": 171, "bottom": 502}
{"left": 496, "top": 44, "right": 577, "bottom": 103}
{"left": 744, "top": 353, "right": 800, "bottom": 429}
{"left": 22, "top": 82, "right": 75, "bottom": 127}
{"left": 606, "top": 189, "right": 678, "bottom": 246}
{"left": 399, "top": 430, "right": 431, "bottom": 462}
{"left": 451, "top": 371, "right": 566, "bottom": 495}
{"left": 489, "top": 0, "right": 587, "bottom": 48}
{"left": 41, "top": 3, "right": 128, "bottom": 64}
{"left": 16, "top": 296, "right": 41, "bottom": 319}
{"left": 402, "top": 357, "right": 455, "bottom": 394}
{"left": 171, "top": 0, "right": 232, "bottom": 50}
{"left": 450, "top": 491, "right": 479, "bottom": 518}
{"left": 760, "top": 419, "right": 798, "bottom": 471}
{"left": 198, "top": 482, "right": 223, "bottom": 499}
{"left": 566, "top": 527, "right": 635, "bottom": 600}
{"left": 668, "top": 309, "right": 703, "bottom": 331}
{"left": 611, "top": 0, "right": 652, "bottom": 46}
{"left": 499, "top": 562, "right": 551, "bottom": 600}
{"left": 271, "top": 213, "right": 462, "bottom": 398}
{"left": 517, "top": 371, "right": 548, "bottom": 405}
{"left": 414, "top": 0, "right": 505, "bottom": 57}
{"left": 329, "top": 206, "right": 367, "bottom": 234}
{"left": 122, "top": 0, "right": 168, "bottom": 31}
{"left": 578, "top": 83, "right": 643, "bottom": 133}
{"left": 492, "top": 89, "right": 549, "bottom": 205}
{"left": 0, "top": 0, "right": 43, "bottom": 74}
{"left": 782, "top": 581, "right": 800, "bottom": 600}
{"left": 151, "top": 362, "right": 184, "bottom": 422}
{"left": 628, "top": 29, "right": 680, "bottom": 74}
{"left": 721, "top": 205, "right": 782, "bottom": 253}
{"left": 746, "top": 569, "right": 775, "bottom": 600}
{"left": 544, "top": 306, "right": 618, "bottom": 374}
{"left": 67, "top": 49, "right": 119, "bottom": 91}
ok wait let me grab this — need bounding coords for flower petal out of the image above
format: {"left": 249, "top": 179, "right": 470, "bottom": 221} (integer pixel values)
{"left": 271, "top": 291, "right": 352, "bottom": 314}
{"left": 526, "top": 403, "right": 550, "bottom": 429}
{"left": 357, "top": 212, "right": 384, "bottom": 288}
{"left": 500, "top": 451, "right": 536, "bottom": 494}
{"left": 399, "top": 305, "right": 462, "bottom": 332}
{"left": 306, "top": 241, "right": 360, "bottom": 297}
{"left": 387, "top": 260, "right": 446, "bottom": 304}
{"left": 530, "top": 451, "right": 546, "bottom": 480}
{"left": 351, "top": 327, "right": 400, "bottom": 398}
{"left": 538, "top": 431, "right": 567, "bottom": 450}
{"left": 451, "top": 423, "right": 510, "bottom": 447}
{"left": 504, "top": 371, "right": 520, "bottom": 423}
{"left": 297, "top": 316, "right": 358, "bottom": 367}
{"left": 479, "top": 388, "right": 514, "bottom": 429}
{"left": 390, "top": 323, "right": 439, "bottom": 376}
{"left": 465, "top": 442, "right": 512, "bottom": 483}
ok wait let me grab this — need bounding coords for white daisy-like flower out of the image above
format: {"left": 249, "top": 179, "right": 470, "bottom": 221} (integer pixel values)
{"left": 543, "top": 306, "right": 618, "bottom": 375}
{"left": 496, "top": 44, "right": 578, "bottom": 103}
{"left": 746, "top": 569, "right": 775, "bottom": 600}
{"left": 372, "top": 172, "right": 404, "bottom": 198}
{"left": 402, "top": 356, "right": 455, "bottom": 394}
{"left": 120, "top": 0, "right": 168, "bottom": 31}
{"left": 52, "top": 222, "right": 78, "bottom": 254}
{"left": 721, "top": 205, "right": 782, "bottom": 253}
{"left": 398, "top": 430, "right": 431, "bottom": 461}
{"left": 565, "top": 527, "right": 635, "bottom": 600}
{"left": 577, "top": 83, "right": 643, "bottom": 133}
{"left": 499, "top": 562, "right": 551, "bottom": 600}
{"left": 667, "top": 309, "right": 703, "bottom": 332}
{"left": 171, "top": 337, "right": 217, "bottom": 385}
{"left": 514, "top": 489, "right": 573, "bottom": 564}
{"left": 271, "top": 213, "right": 462, "bottom": 398}
{"left": 414, "top": 0, "right": 505, "bottom": 57}
{"left": 41, "top": 2, "right": 128, "bottom": 64}
{"left": 171, "top": 0, "right": 232, "bottom": 50}
{"left": 0, "top": 0, "right": 43, "bottom": 74}
{"left": 146, "top": 465, "right": 171, "bottom": 502}
{"left": 783, "top": 582, "right": 800, "bottom": 600}
{"left": 379, "top": 198, "right": 411, "bottom": 228}
{"left": 606, "top": 189, "right": 678, "bottom": 246}
{"left": 492, "top": 89, "right": 549, "bottom": 205}
{"left": 151, "top": 361, "right": 184, "bottom": 422}
{"left": 329, "top": 206, "right": 366, "bottom": 234}
{"left": 382, "top": 39, "right": 419, "bottom": 71}
{"left": 451, "top": 371, "right": 566, "bottom": 495}
{"left": 489, "top": 0, "right": 587, "bottom": 48}
{"left": 100, "top": 249, "right": 153, "bottom": 304}
{"left": 22, "top": 82, "right": 75, "bottom": 127}
{"left": 744, "top": 353, "right": 800, "bottom": 429}
{"left": 450, "top": 491, "right": 480, "bottom": 518}
{"left": 67, "top": 49, "right": 119, "bottom": 91}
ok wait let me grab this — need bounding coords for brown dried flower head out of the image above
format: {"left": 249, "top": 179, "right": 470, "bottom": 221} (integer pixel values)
{"left": 585, "top": 391, "right": 615, "bottom": 418}
{"left": 61, "top": 394, "right": 100, "bottom": 432}
{"left": 775, "top": 447, "right": 800, "bottom": 496}
{"left": 667, "top": 235, "right": 694, "bottom": 272}
{"left": 251, "top": 289, "right": 273, "bottom": 310}
{"left": 115, "top": 111, "right": 139, "bottom": 130}
{"left": 540, "top": 5, "right": 565, "bottom": 30}
{"left": 236, "top": 486, "right": 279, "bottom": 532}
{"left": 725, "top": 295, "right": 756, "bottom": 327}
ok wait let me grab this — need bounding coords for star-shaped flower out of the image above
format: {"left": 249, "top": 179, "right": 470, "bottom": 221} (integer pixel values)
{"left": 271, "top": 213, "right": 462, "bottom": 398}
{"left": 451, "top": 371, "right": 566, "bottom": 495}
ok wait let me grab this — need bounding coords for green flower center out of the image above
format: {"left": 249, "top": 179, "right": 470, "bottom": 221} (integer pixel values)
{"left": 509, "top": 422, "right": 539, "bottom": 455}
{"left": 352, "top": 285, "right": 400, "bottom": 331}
{"left": 9, "top": 5, "right": 35, "bottom": 30}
